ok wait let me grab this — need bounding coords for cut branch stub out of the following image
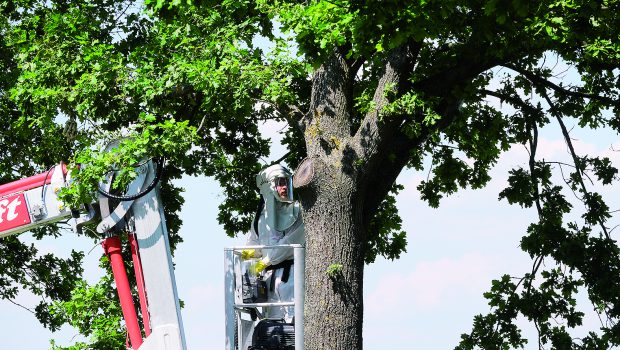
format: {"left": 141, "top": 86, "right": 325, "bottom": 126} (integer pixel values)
{"left": 293, "top": 157, "right": 315, "bottom": 189}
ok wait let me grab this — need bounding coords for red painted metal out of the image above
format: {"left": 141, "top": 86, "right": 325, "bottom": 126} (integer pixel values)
{"left": 0, "top": 193, "right": 31, "bottom": 233}
{"left": 103, "top": 236, "right": 143, "bottom": 349}
{"left": 129, "top": 233, "right": 151, "bottom": 337}
{"left": 0, "top": 164, "right": 67, "bottom": 198}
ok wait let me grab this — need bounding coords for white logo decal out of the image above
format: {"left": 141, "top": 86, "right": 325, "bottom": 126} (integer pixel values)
{"left": 0, "top": 196, "right": 22, "bottom": 223}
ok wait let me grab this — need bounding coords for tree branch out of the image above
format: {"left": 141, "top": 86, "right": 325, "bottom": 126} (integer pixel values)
{"left": 556, "top": 161, "right": 588, "bottom": 203}
{"left": 253, "top": 99, "right": 305, "bottom": 132}
{"left": 353, "top": 41, "right": 421, "bottom": 162}
{"left": 528, "top": 120, "right": 543, "bottom": 219}
{"left": 270, "top": 151, "right": 291, "bottom": 166}
{"left": 358, "top": 43, "right": 506, "bottom": 223}
{"left": 481, "top": 89, "right": 545, "bottom": 118}
{"left": 347, "top": 42, "right": 423, "bottom": 224}
{"left": 279, "top": 104, "right": 305, "bottom": 132}
{"left": 504, "top": 63, "right": 620, "bottom": 107}
{"left": 7, "top": 298, "right": 35, "bottom": 314}
{"left": 542, "top": 91, "right": 612, "bottom": 240}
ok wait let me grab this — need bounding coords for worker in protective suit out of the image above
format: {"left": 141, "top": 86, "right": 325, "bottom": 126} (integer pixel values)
{"left": 241, "top": 164, "right": 304, "bottom": 321}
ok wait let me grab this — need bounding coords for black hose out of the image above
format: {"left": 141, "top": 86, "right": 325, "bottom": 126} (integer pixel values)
{"left": 40, "top": 165, "right": 56, "bottom": 202}
{"left": 97, "top": 158, "right": 165, "bottom": 201}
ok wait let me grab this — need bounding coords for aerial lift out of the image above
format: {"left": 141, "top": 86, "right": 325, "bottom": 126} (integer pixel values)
{"left": 0, "top": 157, "right": 305, "bottom": 350}
{"left": 0, "top": 159, "right": 185, "bottom": 349}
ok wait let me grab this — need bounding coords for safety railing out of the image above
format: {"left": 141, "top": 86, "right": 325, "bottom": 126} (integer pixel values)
{"left": 224, "top": 244, "right": 305, "bottom": 350}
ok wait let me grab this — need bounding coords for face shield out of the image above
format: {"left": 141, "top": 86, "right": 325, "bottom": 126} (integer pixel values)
{"left": 272, "top": 176, "right": 294, "bottom": 202}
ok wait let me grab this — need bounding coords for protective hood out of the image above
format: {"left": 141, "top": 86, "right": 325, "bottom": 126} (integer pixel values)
{"left": 256, "top": 164, "right": 298, "bottom": 232}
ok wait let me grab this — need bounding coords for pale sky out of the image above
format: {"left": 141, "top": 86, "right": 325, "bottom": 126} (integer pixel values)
{"left": 1, "top": 116, "right": 618, "bottom": 349}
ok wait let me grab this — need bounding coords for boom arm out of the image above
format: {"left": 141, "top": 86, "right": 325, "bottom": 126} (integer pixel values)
{"left": 0, "top": 161, "right": 186, "bottom": 350}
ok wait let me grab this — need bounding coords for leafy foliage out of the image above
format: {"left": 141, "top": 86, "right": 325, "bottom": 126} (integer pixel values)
{"left": 49, "top": 276, "right": 125, "bottom": 350}
{"left": 58, "top": 115, "right": 197, "bottom": 209}
{"left": 364, "top": 184, "right": 407, "bottom": 264}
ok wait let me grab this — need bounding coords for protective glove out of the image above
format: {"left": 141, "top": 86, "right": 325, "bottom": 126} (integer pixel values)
{"left": 241, "top": 249, "right": 255, "bottom": 260}
{"left": 255, "top": 258, "right": 269, "bottom": 274}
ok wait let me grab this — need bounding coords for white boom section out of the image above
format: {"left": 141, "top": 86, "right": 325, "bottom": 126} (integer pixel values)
{"left": 97, "top": 160, "right": 187, "bottom": 350}
{"left": 130, "top": 161, "right": 187, "bottom": 350}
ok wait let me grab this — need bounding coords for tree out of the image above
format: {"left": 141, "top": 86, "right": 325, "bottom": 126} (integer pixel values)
{"left": 1, "top": 0, "right": 619, "bottom": 349}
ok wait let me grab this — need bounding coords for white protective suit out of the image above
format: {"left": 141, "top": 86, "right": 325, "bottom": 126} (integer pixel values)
{"left": 246, "top": 164, "right": 305, "bottom": 321}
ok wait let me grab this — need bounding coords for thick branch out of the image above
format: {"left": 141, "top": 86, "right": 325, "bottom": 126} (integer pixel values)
{"left": 360, "top": 127, "right": 425, "bottom": 223}
{"left": 349, "top": 43, "right": 421, "bottom": 224}
{"left": 358, "top": 36, "right": 529, "bottom": 228}
{"left": 413, "top": 51, "right": 501, "bottom": 98}
{"left": 412, "top": 41, "right": 511, "bottom": 131}
{"left": 304, "top": 48, "right": 354, "bottom": 157}
{"left": 353, "top": 42, "right": 421, "bottom": 162}
{"left": 358, "top": 49, "right": 504, "bottom": 222}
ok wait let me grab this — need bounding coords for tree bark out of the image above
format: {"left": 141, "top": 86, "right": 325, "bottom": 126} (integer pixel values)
{"left": 298, "top": 159, "right": 365, "bottom": 350}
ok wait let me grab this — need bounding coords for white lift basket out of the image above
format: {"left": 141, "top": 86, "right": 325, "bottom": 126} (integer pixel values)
{"left": 224, "top": 244, "right": 305, "bottom": 350}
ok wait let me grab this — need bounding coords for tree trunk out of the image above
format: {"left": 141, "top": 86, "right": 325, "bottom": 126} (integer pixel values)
{"left": 298, "top": 159, "right": 365, "bottom": 350}
{"left": 295, "top": 49, "right": 378, "bottom": 350}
